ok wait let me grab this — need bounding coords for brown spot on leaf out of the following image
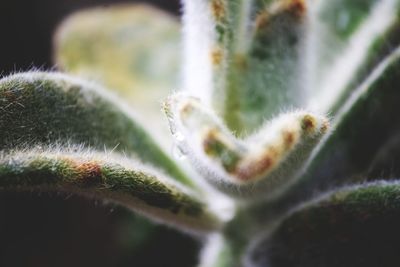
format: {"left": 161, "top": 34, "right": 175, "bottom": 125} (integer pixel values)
{"left": 203, "top": 128, "right": 242, "bottom": 173}
{"left": 76, "top": 161, "right": 102, "bottom": 185}
{"left": 235, "top": 148, "right": 278, "bottom": 181}
{"left": 211, "top": 0, "right": 226, "bottom": 21}
{"left": 180, "top": 102, "right": 194, "bottom": 115}
{"left": 283, "top": 130, "right": 297, "bottom": 148}
{"left": 284, "top": 0, "right": 306, "bottom": 19}
{"left": 211, "top": 47, "right": 224, "bottom": 66}
{"left": 301, "top": 114, "right": 316, "bottom": 133}
{"left": 203, "top": 129, "right": 219, "bottom": 156}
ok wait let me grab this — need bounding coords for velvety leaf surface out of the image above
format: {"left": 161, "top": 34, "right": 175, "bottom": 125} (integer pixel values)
{"left": 182, "top": 0, "right": 309, "bottom": 135}
{"left": 302, "top": 46, "right": 400, "bottom": 196}
{"left": 246, "top": 46, "right": 400, "bottom": 224}
{"left": 367, "top": 132, "right": 400, "bottom": 179}
{"left": 249, "top": 182, "right": 400, "bottom": 267}
{"left": 0, "top": 72, "right": 206, "bottom": 263}
{"left": 0, "top": 150, "right": 221, "bottom": 234}
{"left": 0, "top": 72, "right": 192, "bottom": 187}
{"left": 165, "top": 94, "right": 328, "bottom": 199}
{"left": 222, "top": 0, "right": 308, "bottom": 133}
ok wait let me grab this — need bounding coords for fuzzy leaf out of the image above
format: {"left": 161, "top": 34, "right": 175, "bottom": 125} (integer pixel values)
{"left": 302, "top": 46, "right": 400, "bottom": 195}
{"left": 0, "top": 149, "right": 222, "bottom": 235}
{"left": 182, "top": 0, "right": 308, "bottom": 134}
{"left": 0, "top": 72, "right": 193, "bottom": 187}
{"left": 367, "top": 132, "right": 400, "bottom": 179}
{"left": 248, "top": 182, "right": 400, "bottom": 267}
{"left": 307, "top": 0, "right": 400, "bottom": 113}
{"left": 251, "top": 46, "right": 400, "bottom": 223}
{"left": 54, "top": 4, "right": 180, "bottom": 146}
{"left": 223, "top": 0, "right": 308, "bottom": 133}
{"left": 164, "top": 94, "right": 328, "bottom": 199}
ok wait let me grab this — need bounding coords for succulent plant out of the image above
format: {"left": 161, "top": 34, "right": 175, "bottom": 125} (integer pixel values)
{"left": 2, "top": 0, "right": 400, "bottom": 266}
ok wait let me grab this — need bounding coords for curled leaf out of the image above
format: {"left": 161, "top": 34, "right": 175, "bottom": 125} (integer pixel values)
{"left": 249, "top": 46, "right": 400, "bottom": 224}
{"left": 164, "top": 94, "right": 328, "bottom": 199}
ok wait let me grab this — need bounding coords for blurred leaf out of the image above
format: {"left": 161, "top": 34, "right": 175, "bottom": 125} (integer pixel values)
{"left": 181, "top": 0, "right": 309, "bottom": 134}
{"left": 249, "top": 181, "right": 400, "bottom": 267}
{"left": 318, "top": 0, "right": 377, "bottom": 39}
{"left": 223, "top": 0, "right": 308, "bottom": 132}
{"left": 308, "top": 0, "right": 400, "bottom": 113}
{"left": 54, "top": 4, "right": 180, "bottom": 146}
{"left": 246, "top": 46, "right": 400, "bottom": 224}
{"left": 367, "top": 132, "right": 400, "bottom": 179}
{"left": 303, "top": 46, "right": 400, "bottom": 193}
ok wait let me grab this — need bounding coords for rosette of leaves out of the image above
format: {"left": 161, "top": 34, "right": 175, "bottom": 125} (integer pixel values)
{"left": 2, "top": 1, "right": 400, "bottom": 267}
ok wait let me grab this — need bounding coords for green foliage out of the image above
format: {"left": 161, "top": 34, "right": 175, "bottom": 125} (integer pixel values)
{"left": 0, "top": 149, "right": 220, "bottom": 234}
{"left": 0, "top": 72, "right": 191, "bottom": 187}
{"left": 251, "top": 182, "right": 400, "bottom": 267}
{"left": 2, "top": 0, "right": 400, "bottom": 266}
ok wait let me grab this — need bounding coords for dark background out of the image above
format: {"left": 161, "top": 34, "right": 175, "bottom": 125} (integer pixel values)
{"left": 0, "top": 0, "right": 180, "bottom": 75}
{"left": 0, "top": 1, "right": 201, "bottom": 267}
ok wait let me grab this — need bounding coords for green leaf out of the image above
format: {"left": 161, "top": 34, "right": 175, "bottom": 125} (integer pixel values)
{"left": 223, "top": 0, "right": 308, "bottom": 133}
{"left": 54, "top": 4, "right": 180, "bottom": 146}
{"left": 248, "top": 181, "right": 400, "bottom": 267}
{"left": 164, "top": 94, "right": 328, "bottom": 199}
{"left": 366, "top": 132, "right": 400, "bottom": 179}
{"left": 246, "top": 46, "right": 400, "bottom": 224}
{"left": 0, "top": 72, "right": 193, "bottom": 187}
{"left": 307, "top": 0, "right": 400, "bottom": 113}
{"left": 329, "top": 13, "right": 400, "bottom": 114}
{"left": 304, "top": 46, "right": 400, "bottom": 195}
{"left": 0, "top": 149, "right": 222, "bottom": 235}
{"left": 182, "top": 0, "right": 308, "bottom": 134}
{"left": 318, "top": 0, "right": 377, "bottom": 39}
